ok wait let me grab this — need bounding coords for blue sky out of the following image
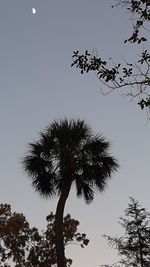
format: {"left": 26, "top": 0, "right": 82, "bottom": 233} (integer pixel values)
{"left": 0, "top": 1, "right": 150, "bottom": 266}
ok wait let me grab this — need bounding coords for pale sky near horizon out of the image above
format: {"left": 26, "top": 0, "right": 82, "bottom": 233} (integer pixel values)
{"left": 0, "top": 1, "right": 150, "bottom": 266}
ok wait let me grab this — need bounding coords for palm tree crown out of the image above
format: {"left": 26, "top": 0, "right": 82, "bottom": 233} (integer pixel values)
{"left": 23, "top": 119, "right": 118, "bottom": 203}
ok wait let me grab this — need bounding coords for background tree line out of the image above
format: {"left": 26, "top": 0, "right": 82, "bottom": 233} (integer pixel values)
{"left": 1, "top": 198, "right": 150, "bottom": 267}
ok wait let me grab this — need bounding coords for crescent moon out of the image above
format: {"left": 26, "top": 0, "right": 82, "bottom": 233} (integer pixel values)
{"left": 32, "top": 8, "right": 36, "bottom": 14}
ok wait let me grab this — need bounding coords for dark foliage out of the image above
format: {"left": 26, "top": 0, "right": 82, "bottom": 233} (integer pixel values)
{"left": 0, "top": 204, "right": 89, "bottom": 267}
{"left": 22, "top": 119, "right": 118, "bottom": 202}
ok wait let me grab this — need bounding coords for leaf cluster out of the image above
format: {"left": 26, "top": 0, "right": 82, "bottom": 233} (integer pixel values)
{"left": 117, "top": 0, "right": 150, "bottom": 43}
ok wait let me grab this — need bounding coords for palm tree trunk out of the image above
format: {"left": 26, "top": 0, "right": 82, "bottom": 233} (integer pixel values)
{"left": 54, "top": 183, "right": 71, "bottom": 267}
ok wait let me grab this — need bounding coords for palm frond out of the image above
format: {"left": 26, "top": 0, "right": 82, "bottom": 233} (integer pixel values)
{"left": 75, "top": 176, "right": 94, "bottom": 204}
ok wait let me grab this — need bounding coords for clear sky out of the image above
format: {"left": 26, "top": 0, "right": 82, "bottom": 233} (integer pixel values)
{"left": 0, "top": 1, "right": 150, "bottom": 266}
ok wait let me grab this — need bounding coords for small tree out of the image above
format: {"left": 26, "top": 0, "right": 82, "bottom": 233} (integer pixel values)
{"left": 0, "top": 203, "right": 89, "bottom": 267}
{"left": 101, "top": 197, "right": 150, "bottom": 267}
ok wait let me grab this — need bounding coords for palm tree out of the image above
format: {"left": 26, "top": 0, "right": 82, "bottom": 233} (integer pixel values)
{"left": 22, "top": 119, "right": 119, "bottom": 267}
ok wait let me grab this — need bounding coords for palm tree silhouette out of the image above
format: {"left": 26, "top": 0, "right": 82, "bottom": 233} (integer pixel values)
{"left": 22, "top": 119, "right": 119, "bottom": 267}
